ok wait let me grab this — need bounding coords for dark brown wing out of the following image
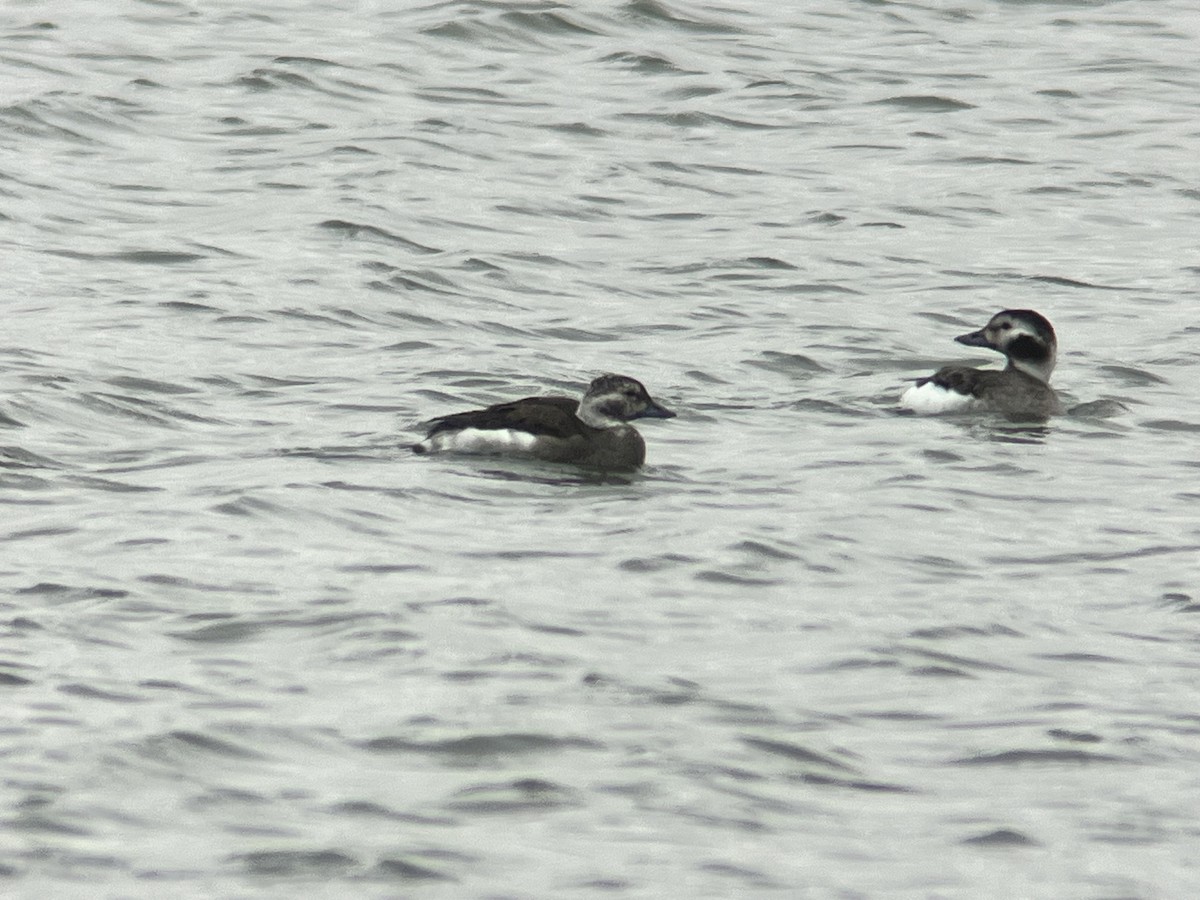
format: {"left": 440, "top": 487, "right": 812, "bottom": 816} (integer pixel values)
{"left": 425, "top": 396, "right": 591, "bottom": 439}
{"left": 917, "top": 365, "right": 988, "bottom": 397}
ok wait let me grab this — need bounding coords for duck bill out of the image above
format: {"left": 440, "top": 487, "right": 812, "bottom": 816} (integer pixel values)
{"left": 637, "top": 401, "right": 676, "bottom": 420}
{"left": 954, "top": 328, "right": 992, "bottom": 349}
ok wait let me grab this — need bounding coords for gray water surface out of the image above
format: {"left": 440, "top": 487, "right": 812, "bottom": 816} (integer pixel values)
{"left": 3, "top": 1, "right": 1200, "bottom": 896}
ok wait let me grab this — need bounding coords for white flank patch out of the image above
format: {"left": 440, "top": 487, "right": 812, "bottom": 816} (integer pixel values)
{"left": 900, "top": 381, "right": 978, "bottom": 415}
{"left": 427, "top": 428, "right": 539, "bottom": 455}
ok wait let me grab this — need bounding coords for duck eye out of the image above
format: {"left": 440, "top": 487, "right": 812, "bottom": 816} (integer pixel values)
{"left": 998, "top": 322, "right": 1012, "bottom": 330}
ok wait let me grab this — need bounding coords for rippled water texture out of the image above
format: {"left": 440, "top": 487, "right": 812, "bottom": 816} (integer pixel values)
{"left": 3, "top": 1, "right": 1200, "bottom": 896}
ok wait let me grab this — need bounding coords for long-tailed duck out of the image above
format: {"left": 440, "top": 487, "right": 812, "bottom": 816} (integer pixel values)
{"left": 413, "top": 374, "right": 675, "bottom": 469}
{"left": 901, "top": 309, "right": 1062, "bottom": 420}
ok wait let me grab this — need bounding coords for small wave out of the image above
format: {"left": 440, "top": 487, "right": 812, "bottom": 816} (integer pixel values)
{"left": 232, "top": 849, "right": 356, "bottom": 877}
{"left": 870, "top": 95, "right": 975, "bottom": 111}
{"left": 46, "top": 249, "right": 207, "bottom": 264}
{"left": 319, "top": 219, "right": 441, "bottom": 255}
{"left": 954, "top": 749, "right": 1125, "bottom": 766}
{"left": 961, "top": 829, "right": 1038, "bottom": 847}
{"left": 742, "top": 737, "right": 857, "bottom": 772}
{"left": 361, "top": 733, "right": 600, "bottom": 757}
{"left": 445, "top": 777, "right": 583, "bottom": 813}
{"left": 623, "top": 0, "right": 743, "bottom": 34}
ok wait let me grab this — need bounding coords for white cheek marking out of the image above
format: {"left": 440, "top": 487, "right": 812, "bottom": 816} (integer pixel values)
{"left": 901, "top": 382, "right": 979, "bottom": 415}
{"left": 427, "top": 428, "right": 539, "bottom": 455}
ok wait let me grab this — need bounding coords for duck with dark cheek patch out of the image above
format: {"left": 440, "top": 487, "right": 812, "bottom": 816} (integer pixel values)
{"left": 902, "top": 309, "right": 1062, "bottom": 421}
{"left": 413, "top": 374, "right": 676, "bottom": 470}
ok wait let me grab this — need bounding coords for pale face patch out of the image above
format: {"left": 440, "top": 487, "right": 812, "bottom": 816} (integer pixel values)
{"left": 901, "top": 381, "right": 980, "bottom": 415}
{"left": 425, "top": 428, "right": 540, "bottom": 455}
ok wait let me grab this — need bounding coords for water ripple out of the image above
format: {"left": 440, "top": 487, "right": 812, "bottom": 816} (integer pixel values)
{"left": 4, "top": 0, "right": 1200, "bottom": 895}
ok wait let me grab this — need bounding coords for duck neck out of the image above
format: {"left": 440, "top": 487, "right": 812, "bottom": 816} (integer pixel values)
{"left": 1006, "top": 335, "right": 1056, "bottom": 383}
{"left": 576, "top": 398, "right": 625, "bottom": 429}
